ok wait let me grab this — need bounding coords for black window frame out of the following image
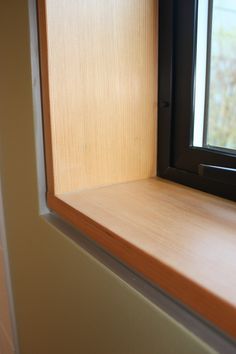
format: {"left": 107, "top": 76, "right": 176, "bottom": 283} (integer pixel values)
{"left": 158, "top": 0, "right": 236, "bottom": 201}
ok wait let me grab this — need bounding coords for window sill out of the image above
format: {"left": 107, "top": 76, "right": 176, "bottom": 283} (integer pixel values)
{"left": 47, "top": 177, "right": 236, "bottom": 339}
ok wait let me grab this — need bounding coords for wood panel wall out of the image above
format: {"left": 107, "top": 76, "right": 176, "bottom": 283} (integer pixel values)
{"left": 43, "top": 0, "right": 157, "bottom": 194}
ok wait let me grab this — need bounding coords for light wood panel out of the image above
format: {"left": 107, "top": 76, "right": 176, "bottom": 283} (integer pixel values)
{"left": 41, "top": 0, "right": 157, "bottom": 194}
{"left": 48, "top": 178, "right": 236, "bottom": 339}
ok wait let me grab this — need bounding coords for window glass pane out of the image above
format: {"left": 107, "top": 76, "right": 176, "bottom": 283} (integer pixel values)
{"left": 207, "top": 0, "right": 236, "bottom": 150}
{"left": 194, "top": 0, "right": 236, "bottom": 151}
{"left": 194, "top": 0, "right": 209, "bottom": 147}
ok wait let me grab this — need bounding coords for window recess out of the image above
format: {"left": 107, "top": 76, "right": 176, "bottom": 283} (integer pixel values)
{"left": 38, "top": 0, "right": 236, "bottom": 342}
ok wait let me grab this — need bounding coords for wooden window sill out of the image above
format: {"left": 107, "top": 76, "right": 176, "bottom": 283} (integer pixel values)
{"left": 47, "top": 178, "right": 236, "bottom": 339}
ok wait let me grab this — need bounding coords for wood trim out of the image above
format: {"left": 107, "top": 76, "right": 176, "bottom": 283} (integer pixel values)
{"left": 37, "top": 0, "right": 55, "bottom": 195}
{"left": 47, "top": 178, "right": 236, "bottom": 340}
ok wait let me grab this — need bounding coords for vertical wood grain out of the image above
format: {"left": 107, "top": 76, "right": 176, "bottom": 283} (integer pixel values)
{"left": 41, "top": 0, "right": 157, "bottom": 194}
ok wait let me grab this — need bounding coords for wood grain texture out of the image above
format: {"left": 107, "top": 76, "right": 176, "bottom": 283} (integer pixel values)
{"left": 48, "top": 178, "right": 236, "bottom": 339}
{"left": 41, "top": 0, "right": 157, "bottom": 194}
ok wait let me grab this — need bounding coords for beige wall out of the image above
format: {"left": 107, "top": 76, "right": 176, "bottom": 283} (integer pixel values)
{"left": 0, "top": 1, "right": 218, "bottom": 353}
{"left": 0, "top": 213, "right": 14, "bottom": 354}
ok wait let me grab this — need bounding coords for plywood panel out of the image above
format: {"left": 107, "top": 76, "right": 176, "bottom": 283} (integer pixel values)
{"left": 43, "top": 0, "right": 157, "bottom": 194}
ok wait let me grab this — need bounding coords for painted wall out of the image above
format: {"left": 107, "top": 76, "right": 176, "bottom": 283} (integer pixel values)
{"left": 0, "top": 185, "right": 14, "bottom": 353}
{"left": 0, "top": 1, "right": 217, "bottom": 354}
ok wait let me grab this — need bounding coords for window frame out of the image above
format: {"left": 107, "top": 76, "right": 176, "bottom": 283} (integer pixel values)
{"left": 158, "top": 0, "right": 236, "bottom": 201}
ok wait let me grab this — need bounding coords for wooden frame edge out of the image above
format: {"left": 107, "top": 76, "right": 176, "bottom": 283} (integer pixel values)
{"left": 37, "top": 0, "right": 55, "bottom": 195}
